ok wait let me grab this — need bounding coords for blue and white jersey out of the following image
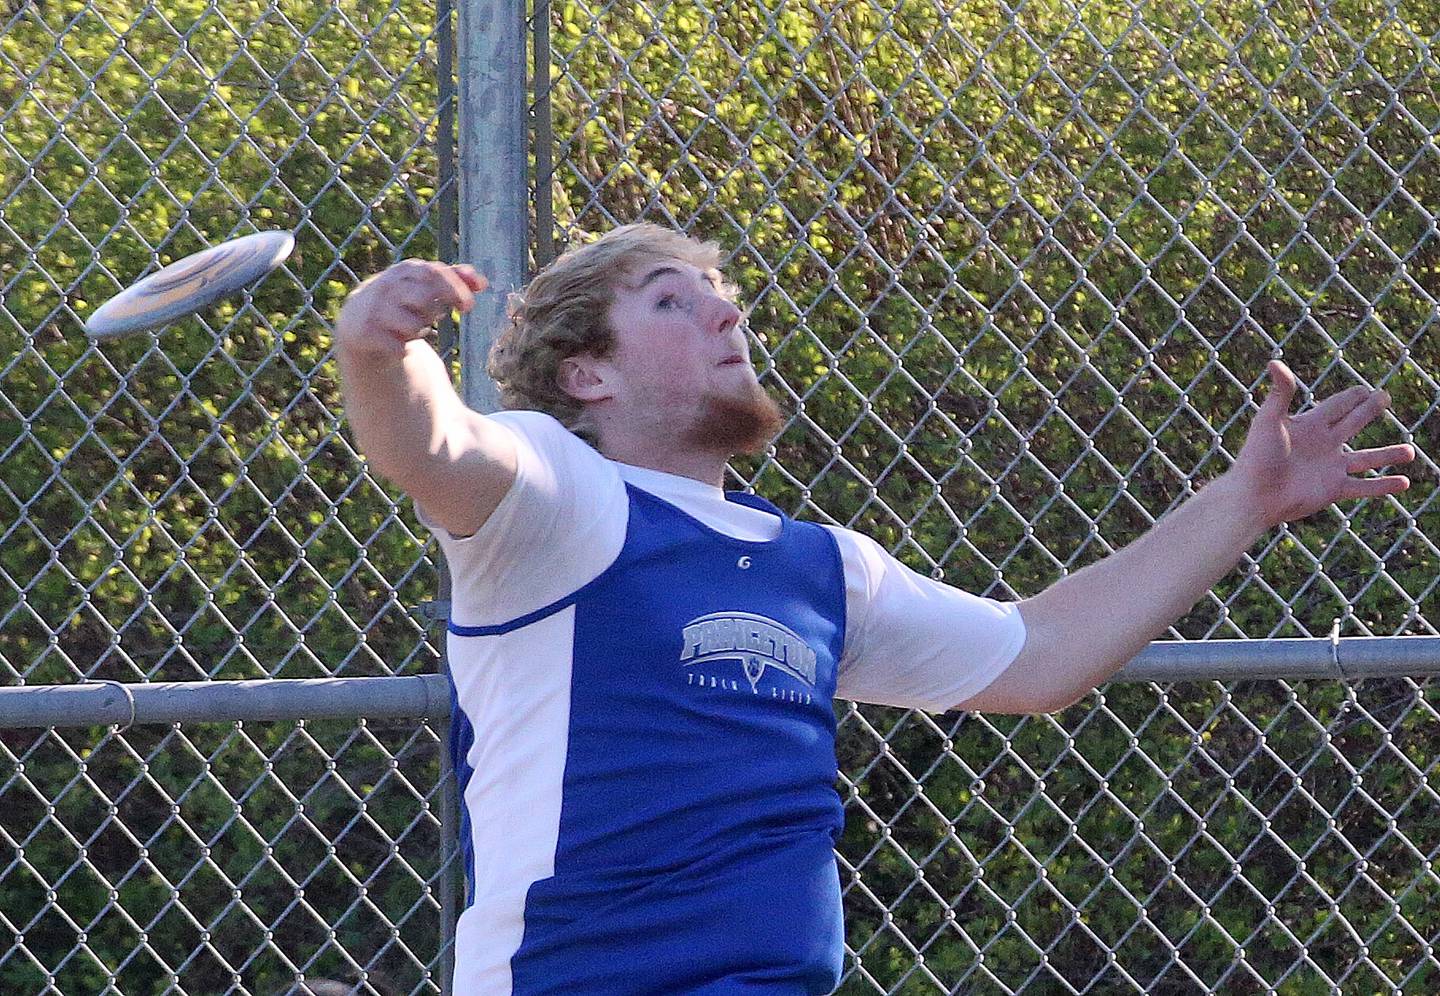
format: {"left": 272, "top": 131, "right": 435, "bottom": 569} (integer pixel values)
{"left": 450, "top": 484, "right": 847, "bottom": 992}
{"left": 426, "top": 412, "right": 1027, "bottom": 993}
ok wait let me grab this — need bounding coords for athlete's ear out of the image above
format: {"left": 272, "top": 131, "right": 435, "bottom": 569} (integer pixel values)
{"left": 558, "top": 353, "right": 614, "bottom": 403}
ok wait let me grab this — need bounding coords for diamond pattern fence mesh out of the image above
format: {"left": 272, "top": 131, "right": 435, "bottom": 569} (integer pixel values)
{"left": 2, "top": 0, "right": 1439, "bottom": 994}
{"left": 532, "top": 2, "right": 1438, "bottom": 989}
{"left": 2, "top": 0, "right": 457, "bottom": 992}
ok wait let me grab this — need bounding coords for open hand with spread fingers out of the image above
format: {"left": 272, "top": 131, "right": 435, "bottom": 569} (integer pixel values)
{"left": 1230, "top": 360, "right": 1416, "bottom": 529}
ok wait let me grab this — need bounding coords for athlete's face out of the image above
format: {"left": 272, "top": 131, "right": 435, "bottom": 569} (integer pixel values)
{"left": 596, "top": 258, "right": 782, "bottom": 455}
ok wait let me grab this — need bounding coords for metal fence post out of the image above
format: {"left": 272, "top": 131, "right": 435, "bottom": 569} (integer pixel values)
{"left": 456, "top": 0, "right": 529, "bottom": 414}
{"left": 442, "top": 3, "right": 529, "bottom": 991}
{"left": 434, "top": 3, "right": 461, "bottom": 993}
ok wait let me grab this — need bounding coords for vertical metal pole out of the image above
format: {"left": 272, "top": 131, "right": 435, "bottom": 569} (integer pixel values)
{"left": 533, "top": 0, "right": 555, "bottom": 269}
{"left": 434, "top": 3, "right": 460, "bottom": 994}
{"left": 444, "top": 2, "right": 527, "bottom": 990}
{"left": 457, "top": 0, "right": 528, "bottom": 414}
{"left": 436, "top": 715, "right": 458, "bottom": 996}
{"left": 435, "top": 0, "right": 460, "bottom": 357}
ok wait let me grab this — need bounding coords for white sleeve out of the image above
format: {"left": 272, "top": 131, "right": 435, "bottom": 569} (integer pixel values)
{"left": 828, "top": 527, "right": 1027, "bottom": 712}
{"left": 419, "top": 411, "right": 628, "bottom": 628}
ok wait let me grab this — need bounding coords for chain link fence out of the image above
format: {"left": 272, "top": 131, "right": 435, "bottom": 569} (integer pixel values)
{"left": 2, "top": 0, "right": 1439, "bottom": 993}
{"left": 534, "top": 1, "right": 1438, "bottom": 993}
{"left": 2, "top": 0, "right": 457, "bottom": 991}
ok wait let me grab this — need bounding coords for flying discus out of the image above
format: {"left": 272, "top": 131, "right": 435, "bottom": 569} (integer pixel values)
{"left": 85, "top": 230, "right": 295, "bottom": 339}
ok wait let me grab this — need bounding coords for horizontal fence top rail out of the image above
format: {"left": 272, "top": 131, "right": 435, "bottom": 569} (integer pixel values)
{"left": 3, "top": 637, "right": 1440, "bottom": 728}
{"left": 0, "top": 675, "right": 453, "bottom": 728}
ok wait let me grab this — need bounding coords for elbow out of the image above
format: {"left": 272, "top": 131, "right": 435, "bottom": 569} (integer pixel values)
{"left": 1033, "top": 654, "right": 1126, "bottom": 713}
{"left": 968, "top": 621, "right": 1113, "bottom": 715}
{"left": 354, "top": 411, "right": 456, "bottom": 492}
{"left": 355, "top": 435, "right": 438, "bottom": 498}
{"left": 975, "top": 682, "right": 1095, "bottom": 717}
{"left": 363, "top": 453, "right": 409, "bottom": 491}
{"left": 1036, "top": 687, "right": 1090, "bottom": 714}
{"left": 1021, "top": 649, "right": 1122, "bottom": 714}
{"left": 999, "top": 684, "right": 1086, "bottom": 716}
{"left": 1004, "top": 598, "right": 1125, "bottom": 713}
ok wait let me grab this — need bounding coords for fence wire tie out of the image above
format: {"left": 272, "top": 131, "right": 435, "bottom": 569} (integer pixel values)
{"left": 1328, "top": 618, "right": 1348, "bottom": 684}
{"left": 89, "top": 680, "right": 137, "bottom": 734}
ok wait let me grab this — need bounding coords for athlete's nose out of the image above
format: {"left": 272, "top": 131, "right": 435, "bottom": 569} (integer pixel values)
{"left": 712, "top": 297, "right": 742, "bottom": 337}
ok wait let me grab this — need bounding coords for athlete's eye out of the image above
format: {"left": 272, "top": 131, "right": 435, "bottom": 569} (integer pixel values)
{"left": 657, "top": 295, "right": 676, "bottom": 310}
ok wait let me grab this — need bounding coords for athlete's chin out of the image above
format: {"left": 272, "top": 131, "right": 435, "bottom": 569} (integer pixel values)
{"left": 685, "top": 385, "right": 784, "bottom": 456}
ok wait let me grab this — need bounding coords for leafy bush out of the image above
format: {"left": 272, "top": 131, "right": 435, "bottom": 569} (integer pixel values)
{"left": 2, "top": 0, "right": 1436, "bottom": 992}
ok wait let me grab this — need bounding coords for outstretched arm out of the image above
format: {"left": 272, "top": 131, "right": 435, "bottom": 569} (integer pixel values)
{"left": 336, "top": 259, "right": 517, "bottom": 538}
{"left": 960, "top": 360, "right": 1416, "bottom": 714}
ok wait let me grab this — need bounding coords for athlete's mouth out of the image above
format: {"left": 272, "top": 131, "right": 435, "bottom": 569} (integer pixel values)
{"left": 719, "top": 354, "right": 747, "bottom": 366}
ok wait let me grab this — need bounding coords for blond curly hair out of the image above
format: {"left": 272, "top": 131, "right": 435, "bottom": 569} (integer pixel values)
{"left": 487, "top": 223, "right": 731, "bottom": 443}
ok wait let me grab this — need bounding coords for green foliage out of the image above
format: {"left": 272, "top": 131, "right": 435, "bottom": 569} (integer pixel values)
{"left": 2, "top": 0, "right": 444, "bottom": 683}
{"left": 2, "top": 0, "right": 1438, "bottom": 993}
{"left": 2, "top": 1, "right": 451, "bottom": 992}
{"left": 543, "top": 1, "right": 1438, "bottom": 992}
{"left": 546, "top": 0, "right": 1437, "bottom": 638}
{"left": 0, "top": 719, "right": 445, "bottom": 994}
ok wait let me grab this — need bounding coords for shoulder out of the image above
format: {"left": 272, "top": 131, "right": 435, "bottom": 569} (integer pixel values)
{"left": 439, "top": 410, "right": 631, "bottom": 627}
{"left": 489, "top": 409, "right": 592, "bottom": 454}
{"left": 488, "top": 408, "right": 569, "bottom": 434}
{"left": 489, "top": 409, "right": 618, "bottom": 482}
{"left": 819, "top": 524, "right": 888, "bottom": 592}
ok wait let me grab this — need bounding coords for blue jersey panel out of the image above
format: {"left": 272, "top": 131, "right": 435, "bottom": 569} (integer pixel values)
{"left": 508, "top": 486, "right": 848, "bottom": 994}
{"left": 446, "top": 674, "right": 478, "bottom": 908}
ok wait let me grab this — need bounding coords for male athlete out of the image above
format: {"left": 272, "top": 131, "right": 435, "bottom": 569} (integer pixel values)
{"left": 335, "top": 224, "right": 1414, "bottom": 994}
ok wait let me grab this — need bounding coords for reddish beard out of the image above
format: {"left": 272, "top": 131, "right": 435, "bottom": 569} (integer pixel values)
{"left": 681, "top": 378, "right": 784, "bottom": 456}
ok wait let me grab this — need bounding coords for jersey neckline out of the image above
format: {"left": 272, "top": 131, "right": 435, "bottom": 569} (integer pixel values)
{"left": 623, "top": 482, "right": 791, "bottom": 550}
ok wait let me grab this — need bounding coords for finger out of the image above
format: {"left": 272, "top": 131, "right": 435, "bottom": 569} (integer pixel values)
{"left": 1257, "top": 360, "right": 1297, "bottom": 423}
{"left": 453, "top": 264, "right": 489, "bottom": 294}
{"left": 1345, "top": 443, "right": 1416, "bottom": 475}
{"left": 392, "top": 259, "right": 472, "bottom": 311}
{"left": 395, "top": 299, "right": 443, "bottom": 334}
{"left": 1337, "top": 474, "right": 1411, "bottom": 500}
{"left": 432, "top": 263, "right": 481, "bottom": 312}
{"left": 395, "top": 297, "right": 434, "bottom": 320}
{"left": 1332, "top": 389, "right": 1391, "bottom": 440}
{"left": 366, "top": 300, "right": 440, "bottom": 342}
{"left": 396, "top": 271, "right": 469, "bottom": 324}
{"left": 1309, "top": 384, "right": 1370, "bottom": 426}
